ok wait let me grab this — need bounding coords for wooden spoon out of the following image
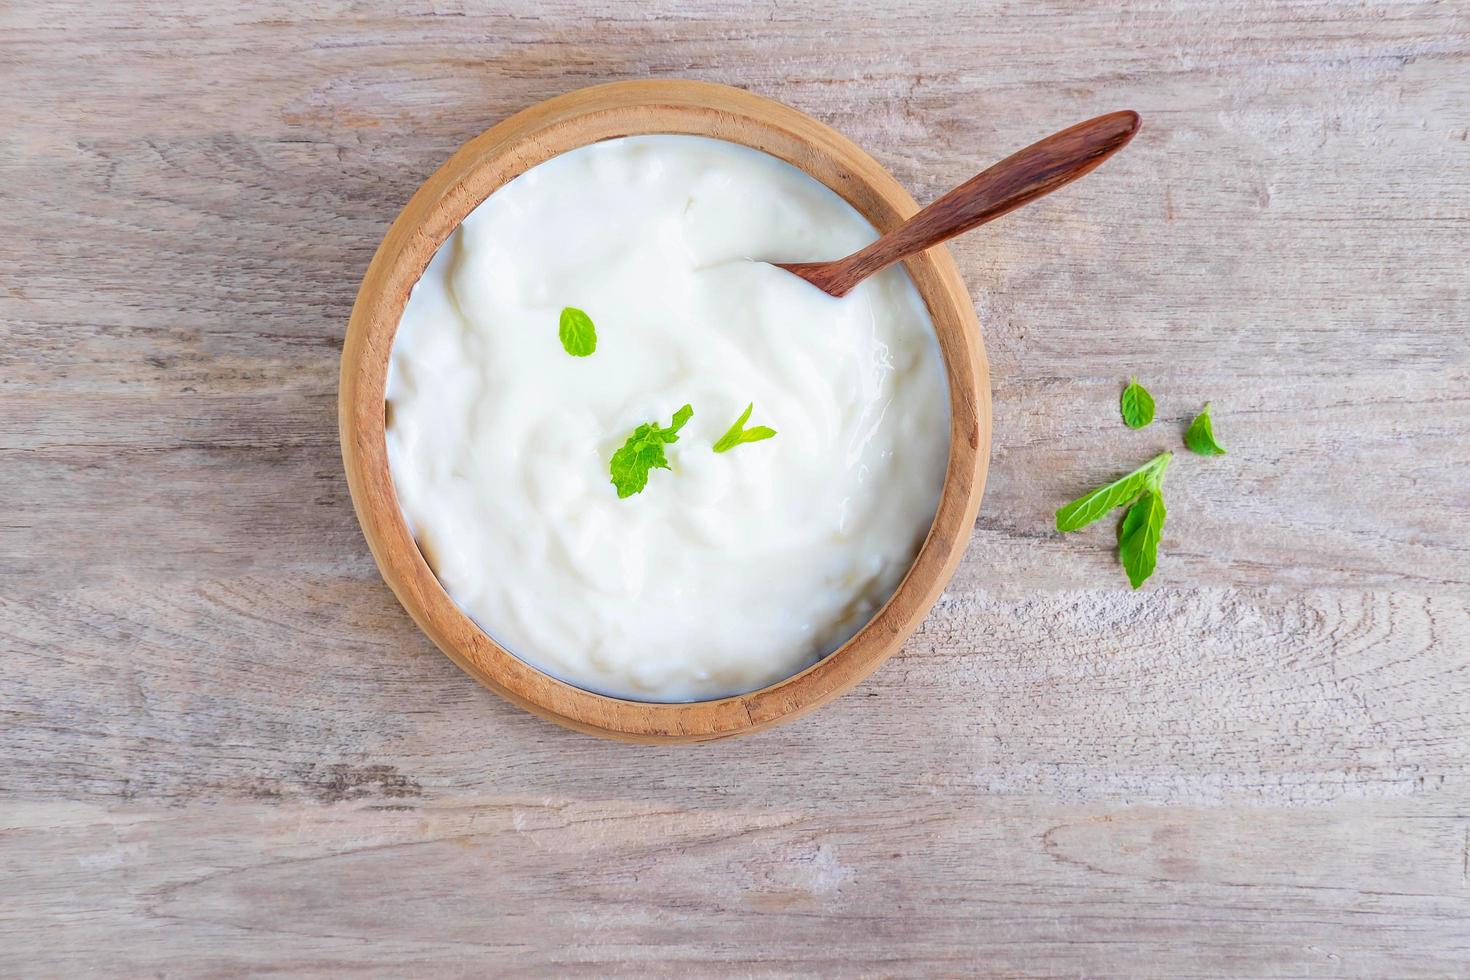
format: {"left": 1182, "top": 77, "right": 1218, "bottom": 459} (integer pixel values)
{"left": 777, "top": 110, "right": 1142, "bottom": 297}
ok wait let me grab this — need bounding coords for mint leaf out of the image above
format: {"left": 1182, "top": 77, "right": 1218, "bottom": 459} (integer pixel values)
{"left": 1120, "top": 378, "right": 1155, "bottom": 429}
{"left": 1118, "top": 488, "right": 1166, "bottom": 588}
{"left": 609, "top": 404, "right": 693, "bottom": 498}
{"left": 1055, "top": 451, "right": 1172, "bottom": 532}
{"left": 712, "top": 402, "right": 777, "bottom": 453}
{"left": 1185, "top": 401, "right": 1226, "bottom": 456}
{"left": 559, "top": 307, "right": 597, "bottom": 357}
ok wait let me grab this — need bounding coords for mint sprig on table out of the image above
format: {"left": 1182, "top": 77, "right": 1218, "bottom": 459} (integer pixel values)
{"left": 1117, "top": 488, "right": 1167, "bottom": 589}
{"left": 609, "top": 404, "right": 692, "bottom": 498}
{"left": 558, "top": 307, "right": 597, "bottom": 357}
{"left": 1056, "top": 451, "right": 1171, "bottom": 589}
{"left": 1059, "top": 380, "right": 1234, "bottom": 588}
{"left": 1184, "top": 401, "right": 1227, "bottom": 455}
{"left": 1056, "top": 451, "right": 1172, "bottom": 533}
{"left": 1120, "top": 377, "right": 1155, "bottom": 429}
{"left": 712, "top": 403, "right": 776, "bottom": 453}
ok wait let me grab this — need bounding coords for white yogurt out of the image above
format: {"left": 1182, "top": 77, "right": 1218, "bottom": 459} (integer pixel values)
{"left": 386, "top": 135, "right": 949, "bottom": 701}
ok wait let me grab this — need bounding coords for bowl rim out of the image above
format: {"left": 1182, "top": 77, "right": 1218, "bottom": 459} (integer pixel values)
{"left": 339, "top": 79, "right": 991, "bottom": 742}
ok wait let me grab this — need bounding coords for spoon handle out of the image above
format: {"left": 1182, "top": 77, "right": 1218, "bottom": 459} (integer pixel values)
{"left": 784, "top": 110, "right": 1141, "bottom": 297}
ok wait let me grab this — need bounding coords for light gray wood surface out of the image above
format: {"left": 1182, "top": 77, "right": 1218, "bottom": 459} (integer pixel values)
{"left": 3, "top": 1, "right": 1468, "bottom": 975}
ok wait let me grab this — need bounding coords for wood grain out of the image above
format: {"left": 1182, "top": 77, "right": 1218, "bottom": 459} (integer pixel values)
{"left": 3, "top": 0, "right": 1469, "bottom": 975}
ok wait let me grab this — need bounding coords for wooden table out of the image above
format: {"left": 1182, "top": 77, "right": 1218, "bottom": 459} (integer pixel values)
{"left": 5, "top": 2, "right": 1468, "bottom": 975}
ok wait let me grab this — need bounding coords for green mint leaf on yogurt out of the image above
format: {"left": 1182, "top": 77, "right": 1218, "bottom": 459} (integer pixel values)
{"left": 1120, "top": 377, "right": 1155, "bottom": 429}
{"left": 712, "top": 402, "right": 777, "bottom": 453}
{"left": 1184, "top": 401, "right": 1227, "bottom": 456}
{"left": 558, "top": 307, "right": 597, "bottom": 357}
{"left": 1117, "top": 488, "right": 1167, "bottom": 588}
{"left": 1055, "top": 451, "right": 1172, "bottom": 533}
{"left": 609, "top": 404, "right": 693, "bottom": 498}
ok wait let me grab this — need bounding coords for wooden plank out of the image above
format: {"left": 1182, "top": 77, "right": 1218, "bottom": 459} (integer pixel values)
{"left": 3, "top": 792, "right": 1469, "bottom": 976}
{"left": 3, "top": 580, "right": 1468, "bottom": 805}
{"left": 2, "top": 0, "right": 1468, "bottom": 973}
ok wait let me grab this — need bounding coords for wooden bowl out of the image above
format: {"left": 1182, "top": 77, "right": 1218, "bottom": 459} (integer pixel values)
{"left": 340, "top": 80, "right": 991, "bottom": 742}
